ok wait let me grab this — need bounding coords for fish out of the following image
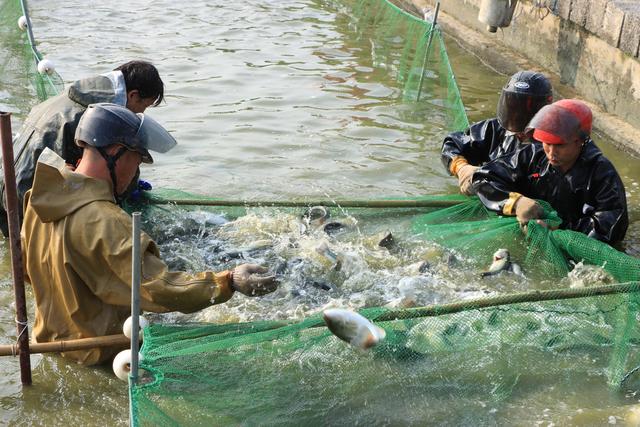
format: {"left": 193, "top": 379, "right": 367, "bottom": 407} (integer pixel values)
{"left": 301, "top": 206, "right": 330, "bottom": 228}
{"left": 377, "top": 231, "right": 395, "bottom": 249}
{"left": 480, "top": 248, "right": 523, "bottom": 278}
{"left": 406, "top": 261, "right": 430, "bottom": 275}
{"left": 308, "top": 280, "right": 333, "bottom": 291}
{"left": 322, "top": 221, "right": 347, "bottom": 235}
{"left": 315, "top": 240, "right": 342, "bottom": 271}
{"left": 323, "top": 308, "right": 386, "bottom": 349}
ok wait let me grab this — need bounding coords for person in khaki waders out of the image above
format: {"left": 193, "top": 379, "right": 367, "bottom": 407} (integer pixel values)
{"left": 21, "top": 103, "right": 278, "bottom": 366}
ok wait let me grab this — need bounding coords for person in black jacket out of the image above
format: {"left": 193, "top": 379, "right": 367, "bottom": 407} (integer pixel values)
{"left": 442, "top": 70, "right": 553, "bottom": 194}
{"left": 472, "top": 99, "right": 628, "bottom": 245}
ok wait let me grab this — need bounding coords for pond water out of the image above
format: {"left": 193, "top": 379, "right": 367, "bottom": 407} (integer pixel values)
{"left": 0, "top": 0, "right": 639, "bottom": 425}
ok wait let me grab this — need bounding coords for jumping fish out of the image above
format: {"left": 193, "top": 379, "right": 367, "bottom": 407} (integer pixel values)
{"left": 323, "top": 308, "right": 386, "bottom": 349}
{"left": 481, "top": 248, "right": 523, "bottom": 278}
{"left": 301, "top": 206, "right": 330, "bottom": 230}
{"left": 322, "top": 221, "right": 347, "bottom": 235}
{"left": 377, "top": 231, "right": 395, "bottom": 249}
{"left": 315, "top": 240, "right": 342, "bottom": 271}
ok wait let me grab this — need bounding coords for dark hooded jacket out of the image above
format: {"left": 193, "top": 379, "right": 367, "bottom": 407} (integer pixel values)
{"left": 441, "top": 118, "right": 523, "bottom": 173}
{"left": 472, "top": 140, "right": 628, "bottom": 244}
{"left": 0, "top": 73, "right": 125, "bottom": 236}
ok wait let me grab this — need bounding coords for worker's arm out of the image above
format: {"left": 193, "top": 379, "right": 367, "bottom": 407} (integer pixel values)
{"left": 441, "top": 119, "right": 505, "bottom": 173}
{"left": 570, "top": 161, "right": 628, "bottom": 244}
{"left": 70, "top": 206, "right": 235, "bottom": 314}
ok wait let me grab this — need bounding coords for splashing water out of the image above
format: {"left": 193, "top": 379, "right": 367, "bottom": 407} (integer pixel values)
{"left": 141, "top": 206, "right": 541, "bottom": 325}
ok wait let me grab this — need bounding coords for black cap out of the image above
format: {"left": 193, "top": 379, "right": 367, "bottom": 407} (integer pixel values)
{"left": 497, "top": 71, "right": 553, "bottom": 133}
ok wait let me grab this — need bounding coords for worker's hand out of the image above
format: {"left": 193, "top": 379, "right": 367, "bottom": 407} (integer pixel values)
{"left": 514, "top": 196, "right": 544, "bottom": 228}
{"left": 456, "top": 164, "right": 479, "bottom": 195}
{"left": 231, "top": 264, "right": 278, "bottom": 296}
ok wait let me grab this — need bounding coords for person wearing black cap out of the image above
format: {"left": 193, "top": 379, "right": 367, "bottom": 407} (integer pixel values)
{"left": 441, "top": 70, "right": 553, "bottom": 194}
{"left": 472, "top": 99, "right": 628, "bottom": 245}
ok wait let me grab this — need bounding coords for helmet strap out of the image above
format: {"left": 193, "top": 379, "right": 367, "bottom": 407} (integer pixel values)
{"left": 97, "top": 146, "right": 129, "bottom": 204}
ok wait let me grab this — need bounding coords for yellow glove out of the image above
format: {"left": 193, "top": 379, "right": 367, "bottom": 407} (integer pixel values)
{"left": 231, "top": 264, "right": 278, "bottom": 296}
{"left": 449, "top": 156, "right": 479, "bottom": 196}
{"left": 456, "top": 164, "right": 479, "bottom": 195}
{"left": 514, "top": 196, "right": 544, "bottom": 226}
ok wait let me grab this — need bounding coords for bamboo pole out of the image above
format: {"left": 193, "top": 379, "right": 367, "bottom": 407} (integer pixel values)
{"left": 416, "top": 1, "right": 440, "bottom": 101}
{"left": 0, "top": 334, "right": 130, "bottom": 357}
{"left": 375, "top": 281, "right": 640, "bottom": 322}
{"left": 145, "top": 197, "right": 465, "bottom": 209}
{"left": 0, "top": 112, "right": 31, "bottom": 385}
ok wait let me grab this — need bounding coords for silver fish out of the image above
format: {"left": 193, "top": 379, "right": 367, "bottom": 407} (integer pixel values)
{"left": 315, "top": 240, "right": 342, "bottom": 271}
{"left": 323, "top": 308, "right": 386, "bottom": 349}
{"left": 301, "top": 206, "right": 330, "bottom": 228}
{"left": 481, "top": 248, "right": 523, "bottom": 277}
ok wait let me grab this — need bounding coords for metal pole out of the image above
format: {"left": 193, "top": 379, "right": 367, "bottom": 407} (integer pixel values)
{"left": 129, "top": 212, "right": 142, "bottom": 426}
{"left": 416, "top": 1, "right": 441, "bottom": 101}
{"left": 0, "top": 112, "right": 32, "bottom": 385}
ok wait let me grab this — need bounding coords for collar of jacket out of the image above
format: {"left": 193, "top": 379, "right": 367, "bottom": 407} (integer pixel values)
{"left": 66, "top": 74, "right": 119, "bottom": 107}
{"left": 28, "top": 148, "right": 116, "bottom": 223}
{"left": 578, "top": 139, "right": 601, "bottom": 162}
{"left": 101, "top": 70, "right": 127, "bottom": 107}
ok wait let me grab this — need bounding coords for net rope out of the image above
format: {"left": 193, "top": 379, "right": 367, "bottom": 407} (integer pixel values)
{"left": 0, "top": 0, "right": 63, "bottom": 106}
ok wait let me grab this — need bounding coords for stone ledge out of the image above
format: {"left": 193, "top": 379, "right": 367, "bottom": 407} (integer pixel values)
{"left": 406, "top": 0, "right": 640, "bottom": 155}
{"left": 619, "top": 3, "right": 640, "bottom": 56}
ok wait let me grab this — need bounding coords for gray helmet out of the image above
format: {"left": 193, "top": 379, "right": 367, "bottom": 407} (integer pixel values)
{"left": 75, "top": 103, "right": 176, "bottom": 163}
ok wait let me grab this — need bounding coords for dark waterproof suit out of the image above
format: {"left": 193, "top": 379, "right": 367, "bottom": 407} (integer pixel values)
{"left": 0, "top": 74, "right": 123, "bottom": 236}
{"left": 441, "top": 118, "right": 522, "bottom": 173}
{"left": 472, "top": 140, "right": 628, "bottom": 244}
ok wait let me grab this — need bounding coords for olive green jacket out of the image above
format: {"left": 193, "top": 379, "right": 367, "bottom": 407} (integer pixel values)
{"left": 0, "top": 73, "right": 126, "bottom": 236}
{"left": 21, "top": 149, "right": 234, "bottom": 365}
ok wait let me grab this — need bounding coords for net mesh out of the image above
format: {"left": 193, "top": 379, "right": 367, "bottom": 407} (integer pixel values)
{"left": 131, "top": 286, "right": 640, "bottom": 425}
{"left": 99, "top": 0, "right": 636, "bottom": 423}
{"left": 129, "top": 189, "right": 640, "bottom": 426}
{"left": 0, "top": 0, "right": 63, "bottom": 109}
{"left": 350, "top": 0, "right": 468, "bottom": 130}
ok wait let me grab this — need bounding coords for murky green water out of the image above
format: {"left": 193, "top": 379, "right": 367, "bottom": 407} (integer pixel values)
{"left": 1, "top": 0, "right": 639, "bottom": 425}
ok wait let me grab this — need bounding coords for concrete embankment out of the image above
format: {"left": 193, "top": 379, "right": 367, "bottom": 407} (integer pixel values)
{"left": 401, "top": 0, "right": 640, "bottom": 156}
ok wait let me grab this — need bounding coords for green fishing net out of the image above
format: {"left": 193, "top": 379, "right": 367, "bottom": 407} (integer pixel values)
{"left": 0, "top": 0, "right": 63, "bottom": 106}
{"left": 130, "top": 286, "right": 640, "bottom": 426}
{"left": 350, "top": 0, "right": 468, "bottom": 130}
{"left": 128, "top": 187, "right": 640, "bottom": 426}
{"left": 121, "top": 0, "right": 639, "bottom": 423}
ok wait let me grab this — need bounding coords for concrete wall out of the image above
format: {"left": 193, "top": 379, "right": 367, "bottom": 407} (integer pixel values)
{"left": 403, "top": 0, "right": 640, "bottom": 155}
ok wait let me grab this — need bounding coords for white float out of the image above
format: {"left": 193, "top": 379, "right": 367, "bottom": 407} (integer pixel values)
{"left": 17, "top": 16, "right": 27, "bottom": 31}
{"left": 112, "top": 349, "right": 144, "bottom": 381}
{"left": 37, "top": 58, "right": 55, "bottom": 75}
{"left": 123, "top": 315, "right": 149, "bottom": 339}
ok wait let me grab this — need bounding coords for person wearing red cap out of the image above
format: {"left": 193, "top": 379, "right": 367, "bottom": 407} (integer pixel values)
{"left": 442, "top": 70, "right": 553, "bottom": 195}
{"left": 472, "top": 99, "right": 628, "bottom": 245}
